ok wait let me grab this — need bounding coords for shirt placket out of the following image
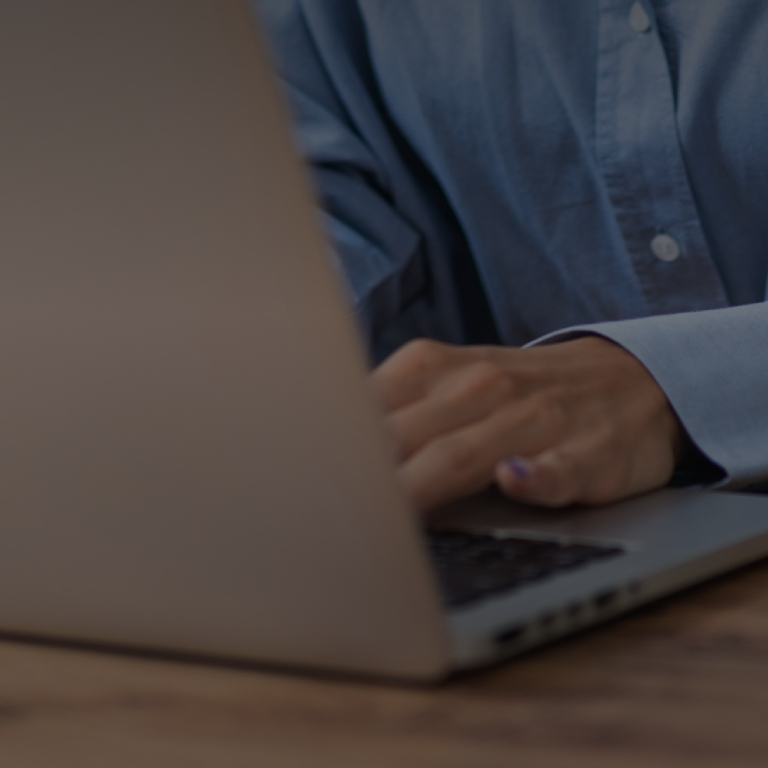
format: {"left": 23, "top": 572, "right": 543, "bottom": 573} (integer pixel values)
{"left": 595, "top": 0, "right": 729, "bottom": 314}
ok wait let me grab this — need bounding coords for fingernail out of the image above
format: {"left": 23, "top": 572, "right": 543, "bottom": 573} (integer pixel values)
{"left": 504, "top": 457, "right": 531, "bottom": 480}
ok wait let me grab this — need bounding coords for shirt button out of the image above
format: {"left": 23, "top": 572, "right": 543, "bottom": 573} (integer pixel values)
{"left": 651, "top": 233, "right": 681, "bottom": 262}
{"left": 629, "top": 2, "right": 652, "bottom": 33}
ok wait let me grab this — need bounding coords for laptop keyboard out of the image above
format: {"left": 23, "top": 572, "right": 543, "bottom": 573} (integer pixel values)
{"left": 426, "top": 529, "right": 625, "bottom": 608}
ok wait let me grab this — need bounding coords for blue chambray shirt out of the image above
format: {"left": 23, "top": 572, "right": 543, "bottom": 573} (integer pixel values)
{"left": 254, "top": 0, "right": 768, "bottom": 489}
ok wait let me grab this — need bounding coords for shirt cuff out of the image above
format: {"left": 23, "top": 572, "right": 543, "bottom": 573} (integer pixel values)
{"left": 525, "top": 303, "right": 768, "bottom": 490}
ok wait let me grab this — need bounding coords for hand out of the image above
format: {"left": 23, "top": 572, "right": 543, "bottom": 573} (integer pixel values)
{"left": 371, "top": 336, "right": 685, "bottom": 510}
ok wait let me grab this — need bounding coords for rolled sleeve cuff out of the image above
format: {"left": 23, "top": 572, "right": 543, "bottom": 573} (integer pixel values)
{"left": 525, "top": 303, "right": 768, "bottom": 490}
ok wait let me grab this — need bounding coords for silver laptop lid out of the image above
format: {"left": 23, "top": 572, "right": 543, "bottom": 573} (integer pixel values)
{"left": 0, "top": 1, "right": 449, "bottom": 679}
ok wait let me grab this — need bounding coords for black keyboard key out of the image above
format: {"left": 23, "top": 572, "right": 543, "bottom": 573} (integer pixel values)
{"left": 426, "top": 530, "right": 625, "bottom": 608}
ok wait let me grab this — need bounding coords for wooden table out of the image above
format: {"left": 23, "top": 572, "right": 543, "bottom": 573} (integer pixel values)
{"left": 1, "top": 560, "right": 768, "bottom": 767}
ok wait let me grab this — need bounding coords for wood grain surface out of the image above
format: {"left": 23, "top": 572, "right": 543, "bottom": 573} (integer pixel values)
{"left": 1, "top": 559, "right": 768, "bottom": 767}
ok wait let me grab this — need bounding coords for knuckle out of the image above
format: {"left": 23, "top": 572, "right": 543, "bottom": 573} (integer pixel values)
{"left": 398, "top": 338, "right": 449, "bottom": 373}
{"left": 447, "top": 361, "right": 511, "bottom": 402}
{"left": 504, "top": 389, "right": 566, "bottom": 436}
{"left": 377, "top": 338, "right": 449, "bottom": 389}
{"left": 403, "top": 337, "right": 444, "bottom": 360}
{"left": 532, "top": 387, "right": 567, "bottom": 420}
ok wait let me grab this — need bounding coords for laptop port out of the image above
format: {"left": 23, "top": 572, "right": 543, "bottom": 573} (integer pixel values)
{"left": 594, "top": 589, "right": 618, "bottom": 612}
{"left": 539, "top": 613, "right": 555, "bottom": 631}
{"left": 495, "top": 624, "right": 525, "bottom": 646}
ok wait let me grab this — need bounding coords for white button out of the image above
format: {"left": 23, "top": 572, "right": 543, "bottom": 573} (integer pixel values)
{"left": 651, "top": 233, "right": 681, "bottom": 262}
{"left": 629, "top": 2, "right": 652, "bottom": 33}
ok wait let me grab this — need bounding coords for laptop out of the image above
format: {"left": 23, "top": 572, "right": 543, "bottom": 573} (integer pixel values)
{"left": 0, "top": 0, "right": 767, "bottom": 682}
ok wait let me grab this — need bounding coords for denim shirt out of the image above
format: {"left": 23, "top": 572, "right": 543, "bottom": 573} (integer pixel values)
{"left": 254, "top": 0, "right": 768, "bottom": 489}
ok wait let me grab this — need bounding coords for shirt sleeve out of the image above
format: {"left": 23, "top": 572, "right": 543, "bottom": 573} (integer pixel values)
{"left": 252, "top": 0, "right": 471, "bottom": 360}
{"left": 527, "top": 303, "right": 768, "bottom": 490}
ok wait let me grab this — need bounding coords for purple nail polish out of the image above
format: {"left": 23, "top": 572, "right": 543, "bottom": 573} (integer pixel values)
{"left": 504, "top": 457, "right": 531, "bottom": 480}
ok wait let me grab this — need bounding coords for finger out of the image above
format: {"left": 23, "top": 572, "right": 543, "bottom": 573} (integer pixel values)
{"left": 495, "top": 400, "right": 683, "bottom": 509}
{"left": 388, "top": 360, "right": 514, "bottom": 460}
{"left": 371, "top": 339, "right": 460, "bottom": 412}
{"left": 494, "top": 424, "right": 628, "bottom": 507}
{"left": 371, "top": 340, "right": 507, "bottom": 412}
{"left": 494, "top": 449, "right": 588, "bottom": 508}
{"left": 399, "top": 394, "right": 566, "bottom": 510}
{"left": 399, "top": 428, "right": 500, "bottom": 511}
